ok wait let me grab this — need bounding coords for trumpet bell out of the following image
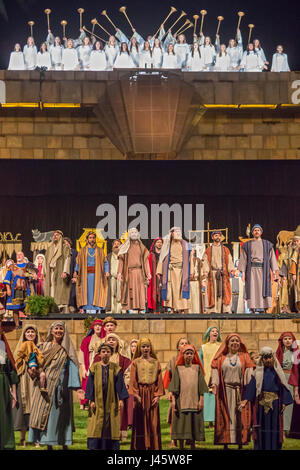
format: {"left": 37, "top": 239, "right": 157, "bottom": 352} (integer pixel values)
{"left": 91, "top": 18, "right": 97, "bottom": 25}
{"left": 119, "top": 6, "right": 126, "bottom": 12}
{"left": 238, "top": 11, "right": 245, "bottom": 17}
{"left": 77, "top": 8, "right": 85, "bottom": 14}
{"left": 171, "top": 6, "right": 177, "bottom": 13}
{"left": 200, "top": 10, "right": 207, "bottom": 15}
{"left": 44, "top": 9, "right": 51, "bottom": 14}
{"left": 181, "top": 10, "right": 187, "bottom": 17}
{"left": 61, "top": 20, "right": 67, "bottom": 26}
{"left": 101, "top": 10, "right": 107, "bottom": 15}
{"left": 248, "top": 24, "right": 254, "bottom": 28}
{"left": 28, "top": 21, "right": 35, "bottom": 26}
{"left": 193, "top": 14, "right": 200, "bottom": 20}
{"left": 217, "top": 16, "right": 224, "bottom": 21}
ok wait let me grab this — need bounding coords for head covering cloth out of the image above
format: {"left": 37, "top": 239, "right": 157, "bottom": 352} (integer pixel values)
{"left": 175, "top": 344, "right": 205, "bottom": 374}
{"left": 254, "top": 346, "right": 289, "bottom": 396}
{"left": 46, "top": 321, "right": 79, "bottom": 368}
{"left": 276, "top": 331, "right": 298, "bottom": 366}
{"left": 202, "top": 326, "right": 222, "bottom": 344}
{"left": 13, "top": 323, "right": 41, "bottom": 360}
{"left": 133, "top": 337, "right": 158, "bottom": 360}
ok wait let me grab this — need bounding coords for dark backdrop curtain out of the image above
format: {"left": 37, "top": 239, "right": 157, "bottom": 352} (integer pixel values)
{"left": 0, "top": 159, "right": 299, "bottom": 260}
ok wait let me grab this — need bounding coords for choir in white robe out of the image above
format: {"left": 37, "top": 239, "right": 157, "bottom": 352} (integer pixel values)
{"left": 105, "top": 44, "right": 119, "bottom": 68}
{"left": 77, "top": 45, "right": 92, "bottom": 70}
{"left": 62, "top": 48, "right": 79, "bottom": 71}
{"left": 152, "top": 47, "right": 163, "bottom": 68}
{"left": 114, "top": 52, "right": 135, "bottom": 68}
{"left": 226, "top": 32, "right": 243, "bottom": 70}
{"left": 200, "top": 44, "right": 216, "bottom": 70}
{"left": 129, "top": 46, "right": 139, "bottom": 67}
{"left": 36, "top": 51, "right": 52, "bottom": 70}
{"left": 254, "top": 47, "right": 267, "bottom": 64}
{"left": 139, "top": 50, "right": 153, "bottom": 68}
{"left": 23, "top": 45, "right": 37, "bottom": 70}
{"left": 49, "top": 45, "right": 63, "bottom": 70}
{"left": 89, "top": 50, "right": 107, "bottom": 71}
{"left": 240, "top": 51, "right": 264, "bottom": 71}
{"left": 174, "top": 43, "right": 190, "bottom": 68}
{"left": 271, "top": 53, "right": 290, "bottom": 72}
{"left": 187, "top": 51, "right": 205, "bottom": 71}
{"left": 215, "top": 52, "right": 231, "bottom": 71}
{"left": 162, "top": 52, "right": 179, "bottom": 69}
{"left": 8, "top": 51, "right": 25, "bottom": 70}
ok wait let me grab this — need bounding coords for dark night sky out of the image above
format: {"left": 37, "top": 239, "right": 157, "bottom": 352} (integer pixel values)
{"left": 0, "top": 0, "right": 299, "bottom": 70}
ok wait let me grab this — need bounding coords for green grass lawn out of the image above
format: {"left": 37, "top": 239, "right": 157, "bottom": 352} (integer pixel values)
{"left": 15, "top": 399, "right": 300, "bottom": 450}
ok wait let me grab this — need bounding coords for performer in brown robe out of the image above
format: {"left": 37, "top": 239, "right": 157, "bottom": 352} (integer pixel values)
{"left": 238, "top": 224, "right": 279, "bottom": 313}
{"left": 189, "top": 249, "right": 204, "bottom": 313}
{"left": 117, "top": 228, "right": 151, "bottom": 313}
{"left": 129, "top": 337, "right": 164, "bottom": 450}
{"left": 202, "top": 231, "right": 235, "bottom": 313}
{"left": 210, "top": 333, "right": 254, "bottom": 449}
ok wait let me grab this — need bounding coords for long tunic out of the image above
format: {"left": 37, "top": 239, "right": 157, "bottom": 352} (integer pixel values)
{"left": 37, "top": 51, "right": 51, "bottom": 70}
{"left": 152, "top": 47, "right": 163, "bottom": 68}
{"left": 28, "top": 342, "right": 80, "bottom": 446}
{"left": 104, "top": 44, "right": 119, "bottom": 68}
{"left": 245, "top": 369, "right": 293, "bottom": 450}
{"left": 4, "top": 262, "right": 30, "bottom": 310}
{"left": 49, "top": 45, "right": 63, "bottom": 70}
{"left": 211, "top": 355, "right": 253, "bottom": 444}
{"left": 44, "top": 241, "right": 71, "bottom": 306}
{"left": 203, "top": 245, "right": 234, "bottom": 313}
{"left": 129, "top": 357, "right": 164, "bottom": 450}
{"left": 238, "top": 239, "right": 278, "bottom": 309}
{"left": 281, "top": 349, "right": 294, "bottom": 431}
{"left": 0, "top": 350, "right": 19, "bottom": 450}
{"left": 107, "top": 252, "right": 122, "bottom": 313}
{"left": 189, "top": 257, "right": 203, "bottom": 313}
{"left": 162, "top": 53, "right": 179, "bottom": 69}
{"left": 114, "top": 53, "right": 135, "bottom": 68}
{"left": 89, "top": 50, "right": 107, "bottom": 71}
{"left": 78, "top": 332, "right": 103, "bottom": 405}
{"left": 290, "top": 248, "right": 300, "bottom": 307}
{"left": 174, "top": 43, "right": 190, "bottom": 68}
{"left": 169, "top": 364, "right": 207, "bottom": 441}
{"left": 271, "top": 53, "right": 290, "bottom": 72}
{"left": 240, "top": 51, "right": 264, "bottom": 71}
{"left": 8, "top": 51, "right": 25, "bottom": 70}
{"left": 187, "top": 52, "right": 205, "bottom": 71}
{"left": 118, "top": 241, "right": 150, "bottom": 311}
{"left": 23, "top": 45, "right": 37, "bottom": 70}
{"left": 85, "top": 362, "right": 128, "bottom": 450}
{"left": 215, "top": 53, "right": 230, "bottom": 71}
{"left": 77, "top": 45, "right": 92, "bottom": 70}
{"left": 199, "top": 342, "right": 221, "bottom": 422}
{"left": 62, "top": 48, "right": 79, "bottom": 70}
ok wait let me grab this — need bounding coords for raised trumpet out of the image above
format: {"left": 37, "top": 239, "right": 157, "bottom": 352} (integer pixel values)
{"left": 94, "top": 19, "right": 111, "bottom": 37}
{"left": 178, "top": 21, "right": 194, "bottom": 36}
{"left": 153, "top": 6, "right": 177, "bottom": 38}
{"left": 162, "top": 10, "right": 186, "bottom": 40}
{"left": 77, "top": 8, "right": 85, "bottom": 30}
{"left": 119, "top": 6, "right": 134, "bottom": 30}
{"left": 101, "top": 10, "right": 118, "bottom": 31}
{"left": 193, "top": 15, "right": 199, "bottom": 35}
{"left": 174, "top": 19, "right": 191, "bottom": 37}
{"left": 83, "top": 26, "right": 107, "bottom": 43}
{"left": 216, "top": 16, "right": 224, "bottom": 35}
{"left": 200, "top": 10, "right": 207, "bottom": 35}
{"left": 44, "top": 9, "right": 51, "bottom": 30}
{"left": 237, "top": 11, "right": 245, "bottom": 31}
{"left": 28, "top": 20, "right": 35, "bottom": 37}
{"left": 61, "top": 20, "right": 67, "bottom": 38}
{"left": 91, "top": 18, "right": 97, "bottom": 35}
{"left": 248, "top": 24, "right": 255, "bottom": 44}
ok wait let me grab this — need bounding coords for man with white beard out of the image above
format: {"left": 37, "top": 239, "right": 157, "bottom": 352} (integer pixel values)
{"left": 117, "top": 228, "right": 151, "bottom": 313}
{"left": 156, "top": 227, "right": 192, "bottom": 314}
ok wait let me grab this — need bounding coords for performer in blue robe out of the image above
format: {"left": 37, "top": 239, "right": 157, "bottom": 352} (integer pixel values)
{"left": 239, "top": 346, "right": 293, "bottom": 450}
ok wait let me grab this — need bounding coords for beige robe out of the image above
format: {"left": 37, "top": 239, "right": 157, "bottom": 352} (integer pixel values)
{"left": 109, "top": 253, "right": 122, "bottom": 313}
{"left": 203, "top": 245, "right": 234, "bottom": 313}
{"left": 44, "top": 240, "right": 71, "bottom": 306}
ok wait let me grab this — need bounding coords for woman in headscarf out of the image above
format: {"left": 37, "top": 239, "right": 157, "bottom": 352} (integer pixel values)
{"left": 147, "top": 238, "right": 163, "bottom": 313}
{"left": 163, "top": 336, "right": 189, "bottom": 448}
{"left": 276, "top": 332, "right": 298, "bottom": 435}
{"left": 28, "top": 321, "right": 82, "bottom": 449}
{"left": 12, "top": 324, "right": 42, "bottom": 447}
{"left": 169, "top": 344, "right": 208, "bottom": 449}
{"left": 199, "top": 326, "right": 222, "bottom": 427}
{"left": 78, "top": 319, "right": 105, "bottom": 410}
{"left": 34, "top": 254, "right": 46, "bottom": 296}
{"left": 0, "top": 322, "right": 18, "bottom": 450}
{"left": 129, "top": 337, "right": 164, "bottom": 450}
{"left": 210, "top": 333, "right": 254, "bottom": 449}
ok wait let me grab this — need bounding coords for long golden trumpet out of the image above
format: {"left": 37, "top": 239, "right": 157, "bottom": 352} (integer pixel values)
{"left": 174, "top": 19, "right": 191, "bottom": 36}
{"left": 200, "top": 10, "right": 207, "bottom": 35}
{"left": 153, "top": 6, "right": 177, "bottom": 38}
{"left": 162, "top": 10, "right": 186, "bottom": 40}
{"left": 83, "top": 26, "right": 107, "bottom": 43}
{"left": 119, "top": 6, "right": 134, "bottom": 30}
{"left": 216, "top": 16, "right": 224, "bottom": 35}
{"left": 91, "top": 18, "right": 97, "bottom": 34}
{"left": 61, "top": 20, "right": 67, "bottom": 38}
{"left": 44, "top": 9, "right": 51, "bottom": 30}
{"left": 178, "top": 22, "right": 193, "bottom": 35}
{"left": 248, "top": 24, "right": 254, "bottom": 44}
{"left": 237, "top": 11, "right": 245, "bottom": 31}
{"left": 95, "top": 19, "right": 111, "bottom": 37}
{"left": 101, "top": 10, "right": 118, "bottom": 31}
{"left": 28, "top": 21, "right": 35, "bottom": 37}
{"left": 77, "top": 8, "right": 85, "bottom": 30}
{"left": 193, "top": 15, "right": 199, "bottom": 35}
